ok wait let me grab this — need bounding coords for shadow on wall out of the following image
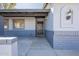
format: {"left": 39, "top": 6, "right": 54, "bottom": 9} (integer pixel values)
{"left": 45, "top": 30, "right": 54, "bottom": 48}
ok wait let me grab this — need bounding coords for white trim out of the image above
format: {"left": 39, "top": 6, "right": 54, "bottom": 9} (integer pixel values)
{"left": 9, "top": 18, "right": 13, "bottom": 30}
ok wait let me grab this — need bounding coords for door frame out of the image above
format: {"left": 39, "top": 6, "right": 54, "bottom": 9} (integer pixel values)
{"left": 35, "top": 17, "right": 45, "bottom": 37}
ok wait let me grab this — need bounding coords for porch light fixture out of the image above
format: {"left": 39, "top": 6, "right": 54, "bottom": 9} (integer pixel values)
{"left": 66, "top": 9, "right": 73, "bottom": 20}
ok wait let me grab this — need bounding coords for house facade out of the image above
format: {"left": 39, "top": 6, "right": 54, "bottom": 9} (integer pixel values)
{"left": 0, "top": 3, "right": 79, "bottom": 50}
{"left": 0, "top": 9, "right": 49, "bottom": 37}
{"left": 42, "top": 3, "right": 79, "bottom": 49}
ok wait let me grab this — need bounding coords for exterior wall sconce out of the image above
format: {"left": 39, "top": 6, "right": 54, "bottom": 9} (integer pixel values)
{"left": 60, "top": 7, "right": 73, "bottom": 28}
{"left": 66, "top": 9, "right": 73, "bottom": 20}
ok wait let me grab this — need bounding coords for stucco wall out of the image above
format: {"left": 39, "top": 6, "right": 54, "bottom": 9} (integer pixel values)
{"left": 45, "top": 10, "right": 53, "bottom": 31}
{"left": 53, "top": 3, "right": 79, "bottom": 49}
{"left": 53, "top": 3, "right": 79, "bottom": 31}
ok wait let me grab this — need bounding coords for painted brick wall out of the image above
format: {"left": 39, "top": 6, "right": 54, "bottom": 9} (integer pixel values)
{"left": 54, "top": 31, "right": 79, "bottom": 49}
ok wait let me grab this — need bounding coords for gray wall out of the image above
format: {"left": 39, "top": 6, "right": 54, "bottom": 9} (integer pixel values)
{"left": 0, "top": 16, "right": 4, "bottom": 35}
{"left": 54, "top": 31, "right": 79, "bottom": 50}
{"left": 4, "top": 30, "right": 35, "bottom": 37}
{"left": 45, "top": 10, "right": 53, "bottom": 47}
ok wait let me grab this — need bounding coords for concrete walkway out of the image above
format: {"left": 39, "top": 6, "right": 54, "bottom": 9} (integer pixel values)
{"left": 18, "top": 37, "right": 79, "bottom": 56}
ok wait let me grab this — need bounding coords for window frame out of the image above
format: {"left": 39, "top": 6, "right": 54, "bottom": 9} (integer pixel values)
{"left": 4, "top": 19, "right": 9, "bottom": 31}
{"left": 13, "top": 19, "right": 25, "bottom": 30}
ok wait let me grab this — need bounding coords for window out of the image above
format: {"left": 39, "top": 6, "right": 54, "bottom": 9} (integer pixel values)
{"left": 13, "top": 19, "right": 24, "bottom": 29}
{"left": 4, "top": 19, "right": 9, "bottom": 30}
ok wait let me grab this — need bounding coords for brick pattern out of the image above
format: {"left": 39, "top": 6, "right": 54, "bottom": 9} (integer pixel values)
{"left": 54, "top": 31, "right": 79, "bottom": 49}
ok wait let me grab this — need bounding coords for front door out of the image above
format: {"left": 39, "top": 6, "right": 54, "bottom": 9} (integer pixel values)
{"left": 36, "top": 21, "right": 44, "bottom": 37}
